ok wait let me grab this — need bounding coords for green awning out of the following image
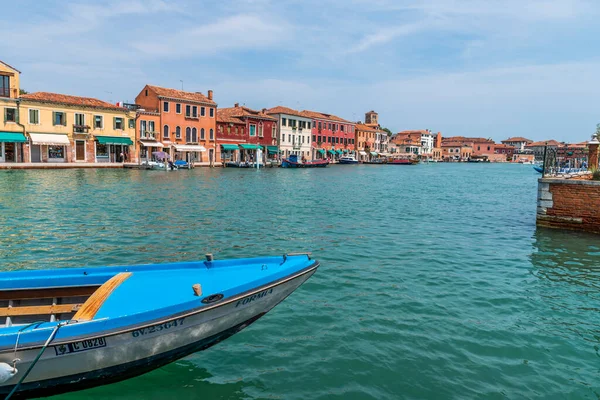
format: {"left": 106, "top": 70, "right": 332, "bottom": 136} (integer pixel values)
{"left": 0, "top": 132, "right": 26, "bottom": 143}
{"left": 370, "top": 151, "right": 378, "bottom": 156}
{"left": 336, "top": 150, "right": 343, "bottom": 155}
{"left": 328, "top": 149, "right": 336, "bottom": 155}
{"left": 317, "top": 149, "right": 325, "bottom": 155}
{"left": 96, "top": 136, "right": 133, "bottom": 145}
{"left": 221, "top": 144, "right": 239, "bottom": 151}
{"left": 267, "top": 146, "right": 279, "bottom": 154}
{"left": 239, "top": 144, "right": 260, "bottom": 150}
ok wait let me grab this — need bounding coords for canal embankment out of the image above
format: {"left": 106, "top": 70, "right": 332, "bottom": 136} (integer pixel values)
{"left": 537, "top": 177, "right": 600, "bottom": 233}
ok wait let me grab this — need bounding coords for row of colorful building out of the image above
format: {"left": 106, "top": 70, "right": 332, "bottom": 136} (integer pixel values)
{"left": 0, "top": 60, "right": 388, "bottom": 166}
{"left": 0, "top": 60, "right": 587, "bottom": 166}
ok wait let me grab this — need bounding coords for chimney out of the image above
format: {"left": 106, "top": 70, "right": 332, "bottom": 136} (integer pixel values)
{"left": 262, "top": 108, "right": 267, "bottom": 113}
{"left": 208, "top": 90, "right": 213, "bottom": 100}
{"left": 234, "top": 103, "right": 239, "bottom": 108}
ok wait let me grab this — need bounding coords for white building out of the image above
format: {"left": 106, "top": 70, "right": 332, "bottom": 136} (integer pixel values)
{"left": 266, "top": 106, "right": 312, "bottom": 159}
{"left": 394, "top": 130, "right": 434, "bottom": 156}
{"left": 420, "top": 131, "right": 434, "bottom": 155}
{"left": 502, "top": 137, "right": 533, "bottom": 151}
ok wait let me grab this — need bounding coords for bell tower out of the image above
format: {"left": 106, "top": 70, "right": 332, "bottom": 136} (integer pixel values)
{"left": 365, "top": 110, "right": 378, "bottom": 127}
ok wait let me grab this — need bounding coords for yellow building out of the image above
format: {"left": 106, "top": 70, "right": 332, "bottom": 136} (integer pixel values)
{"left": 0, "top": 60, "right": 27, "bottom": 163}
{"left": 20, "top": 92, "right": 137, "bottom": 163}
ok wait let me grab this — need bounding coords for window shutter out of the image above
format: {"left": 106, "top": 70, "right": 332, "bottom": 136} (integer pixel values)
{"left": 113, "top": 117, "right": 117, "bottom": 130}
{"left": 63, "top": 113, "right": 67, "bottom": 126}
{"left": 3, "top": 108, "right": 6, "bottom": 123}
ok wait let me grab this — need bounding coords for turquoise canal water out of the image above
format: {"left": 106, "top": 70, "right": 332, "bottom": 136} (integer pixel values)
{"left": 1, "top": 164, "right": 600, "bottom": 399}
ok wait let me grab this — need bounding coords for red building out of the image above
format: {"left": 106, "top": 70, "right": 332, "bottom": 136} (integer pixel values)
{"left": 134, "top": 85, "right": 218, "bottom": 165}
{"left": 216, "top": 104, "right": 277, "bottom": 164}
{"left": 301, "top": 110, "right": 356, "bottom": 157}
{"left": 442, "top": 136, "right": 496, "bottom": 157}
{"left": 494, "top": 143, "right": 515, "bottom": 160}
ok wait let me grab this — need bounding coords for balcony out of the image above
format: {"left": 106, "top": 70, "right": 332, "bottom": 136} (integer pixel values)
{"left": 140, "top": 131, "right": 158, "bottom": 140}
{"left": 73, "top": 125, "right": 90, "bottom": 134}
{"left": 292, "top": 143, "right": 301, "bottom": 150}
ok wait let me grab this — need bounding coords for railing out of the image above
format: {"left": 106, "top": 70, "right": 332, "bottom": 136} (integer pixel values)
{"left": 541, "top": 145, "right": 589, "bottom": 178}
{"left": 293, "top": 143, "right": 301, "bottom": 150}
{"left": 73, "top": 125, "right": 90, "bottom": 134}
{"left": 140, "top": 131, "right": 158, "bottom": 140}
{"left": 0, "top": 88, "right": 10, "bottom": 98}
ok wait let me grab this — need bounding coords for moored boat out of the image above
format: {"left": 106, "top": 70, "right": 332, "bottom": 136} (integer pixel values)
{"left": 363, "top": 158, "right": 387, "bottom": 165}
{"left": 281, "top": 155, "right": 328, "bottom": 168}
{"left": 338, "top": 156, "right": 358, "bottom": 164}
{"left": 388, "top": 158, "right": 418, "bottom": 165}
{"left": 0, "top": 253, "right": 319, "bottom": 398}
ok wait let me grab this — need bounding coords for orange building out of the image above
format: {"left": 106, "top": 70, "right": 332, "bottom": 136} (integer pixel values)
{"left": 442, "top": 136, "right": 495, "bottom": 156}
{"left": 136, "top": 110, "right": 161, "bottom": 162}
{"left": 441, "top": 142, "right": 472, "bottom": 161}
{"left": 135, "top": 85, "right": 219, "bottom": 166}
{"left": 355, "top": 123, "right": 377, "bottom": 161}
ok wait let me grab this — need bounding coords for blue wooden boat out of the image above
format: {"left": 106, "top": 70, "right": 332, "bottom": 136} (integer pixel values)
{"left": 0, "top": 254, "right": 319, "bottom": 398}
{"left": 281, "top": 155, "right": 328, "bottom": 168}
{"left": 533, "top": 165, "right": 543, "bottom": 173}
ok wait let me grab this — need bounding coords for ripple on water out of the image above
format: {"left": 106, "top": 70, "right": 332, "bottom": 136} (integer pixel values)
{"left": 2, "top": 165, "right": 600, "bottom": 399}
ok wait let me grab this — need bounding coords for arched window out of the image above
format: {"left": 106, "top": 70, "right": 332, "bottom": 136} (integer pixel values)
{"left": 200, "top": 128, "right": 205, "bottom": 140}
{"left": 192, "top": 128, "right": 197, "bottom": 142}
{"left": 186, "top": 127, "right": 191, "bottom": 142}
{"left": 163, "top": 125, "right": 169, "bottom": 139}
{"left": 175, "top": 126, "right": 181, "bottom": 139}
{"left": 210, "top": 129, "right": 214, "bottom": 140}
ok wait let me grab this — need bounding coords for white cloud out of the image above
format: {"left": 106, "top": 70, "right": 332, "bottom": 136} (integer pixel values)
{"left": 209, "top": 60, "right": 600, "bottom": 142}
{"left": 346, "top": 22, "right": 427, "bottom": 54}
{"left": 132, "top": 14, "right": 290, "bottom": 56}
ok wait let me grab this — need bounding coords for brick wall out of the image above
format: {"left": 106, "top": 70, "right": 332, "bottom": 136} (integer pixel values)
{"left": 537, "top": 178, "right": 600, "bottom": 233}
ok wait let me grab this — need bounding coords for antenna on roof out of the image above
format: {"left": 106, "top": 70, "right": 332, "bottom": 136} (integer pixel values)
{"left": 180, "top": 80, "right": 183, "bottom": 91}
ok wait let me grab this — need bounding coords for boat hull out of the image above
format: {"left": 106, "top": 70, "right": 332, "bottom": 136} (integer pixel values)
{"left": 338, "top": 160, "right": 358, "bottom": 164}
{"left": 0, "top": 265, "right": 317, "bottom": 398}
{"left": 281, "top": 159, "right": 328, "bottom": 168}
{"left": 388, "top": 160, "right": 418, "bottom": 165}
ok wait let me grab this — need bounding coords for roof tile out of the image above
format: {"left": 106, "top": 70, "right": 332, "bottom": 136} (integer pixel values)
{"left": 147, "top": 85, "right": 216, "bottom": 105}
{"left": 265, "top": 106, "right": 305, "bottom": 118}
{"left": 21, "top": 92, "right": 126, "bottom": 111}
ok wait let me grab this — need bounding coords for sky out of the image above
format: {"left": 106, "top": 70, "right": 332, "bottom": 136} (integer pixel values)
{"left": 1, "top": 0, "right": 599, "bottom": 142}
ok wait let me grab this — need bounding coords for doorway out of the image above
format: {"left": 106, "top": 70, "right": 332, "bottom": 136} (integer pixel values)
{"left": 31, "top": 145, "right": 41, "bottom": 162}
{"left": 75, "top": 140, "right": 86, "bottom": 161}
{"left": 3, "top": 143, "right": 15, "bottom": 162}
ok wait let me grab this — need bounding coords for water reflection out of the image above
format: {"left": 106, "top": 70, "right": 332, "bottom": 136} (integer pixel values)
{"left": 531, "top": 228, "right": 600, "bottom": 289}
{"left": 56, "top": 360, "right": 251, "bottom": 400}
{"left": 530, "top": 227, "right": 600, "bottom": 352}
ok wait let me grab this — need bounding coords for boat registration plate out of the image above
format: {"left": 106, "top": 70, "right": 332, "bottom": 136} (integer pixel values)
{"left": 54, "top": 337, "right": 107, "bottom": 356}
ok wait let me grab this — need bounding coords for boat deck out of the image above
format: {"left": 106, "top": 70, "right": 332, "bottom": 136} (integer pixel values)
{"left": 0, "top": 255, "right": 316, "bottom": 343}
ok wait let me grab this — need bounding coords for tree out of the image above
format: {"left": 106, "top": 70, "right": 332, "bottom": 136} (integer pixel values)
{"left": 381, "top": 127, "right": 393, "bottom": 137}
{"left": 19, "top": 89, "right": 28, "bottom": 95}
{"left": 594, "top": 123, "right": 600, "bottom": 140}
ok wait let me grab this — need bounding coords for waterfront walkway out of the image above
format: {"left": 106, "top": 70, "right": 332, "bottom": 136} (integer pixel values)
{"left": 0, "top": 162, "right": 224, "bottom": 170}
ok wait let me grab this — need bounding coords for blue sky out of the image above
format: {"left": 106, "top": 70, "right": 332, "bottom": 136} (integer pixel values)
{"left": 2, "top": 0, "right": 599, "bottom": 142}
